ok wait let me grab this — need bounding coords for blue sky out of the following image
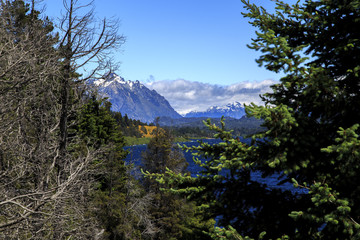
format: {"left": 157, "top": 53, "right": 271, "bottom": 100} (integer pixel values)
{"left": 44, "top": 0, "right": 282, "bottom": 84}
{"left": 44, "top": 0, "right": 289, "bottom": 113}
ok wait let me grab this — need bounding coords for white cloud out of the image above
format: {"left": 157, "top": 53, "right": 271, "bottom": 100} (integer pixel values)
{"left": 145, "top": 79, "right": 277, "bottom": 115}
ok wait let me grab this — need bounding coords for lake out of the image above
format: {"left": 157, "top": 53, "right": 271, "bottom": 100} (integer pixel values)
{"left": 124, "top": 138, "right": 306, "bottom": 194}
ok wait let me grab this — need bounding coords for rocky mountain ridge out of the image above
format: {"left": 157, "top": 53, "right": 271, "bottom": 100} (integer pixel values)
{"left": 88, "top": 73, "right": 182, "bottom": 123}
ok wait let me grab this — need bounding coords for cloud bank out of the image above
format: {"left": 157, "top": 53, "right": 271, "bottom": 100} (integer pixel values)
{"left": 145, "top": 79, "right": 277, "bottom": 115}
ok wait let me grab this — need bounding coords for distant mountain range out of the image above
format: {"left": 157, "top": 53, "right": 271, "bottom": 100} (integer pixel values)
{"left": 88, "top": 73, "right": 249, "bottom": 124}
{"left": 88, "top": 73, "right": 182, "bottom": 123}
{"left": 184, "top": 102, "right": 246, "bottom": 119}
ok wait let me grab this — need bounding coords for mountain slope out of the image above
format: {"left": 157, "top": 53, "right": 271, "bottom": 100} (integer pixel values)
{"left": 184, "top": 102, "right": 246, "bottom": 119}
{"left": 89, "top": 73, "right": 182, "bottom": 123}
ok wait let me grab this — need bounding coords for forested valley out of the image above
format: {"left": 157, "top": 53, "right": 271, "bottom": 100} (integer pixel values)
{"left": 1, "top": 0, "right": 360, "bottom": 239}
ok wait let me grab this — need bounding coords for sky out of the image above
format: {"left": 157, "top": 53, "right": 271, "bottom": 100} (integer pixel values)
{"left": 44, "top": 0, "right": 287, "bottom": 114}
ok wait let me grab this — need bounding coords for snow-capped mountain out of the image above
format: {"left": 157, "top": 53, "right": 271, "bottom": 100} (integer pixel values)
{"left": 184, "top": 102, "right": 246, "bottom": 119}
{"left": 89, "top": 73, "right": 182, "bottom": 123}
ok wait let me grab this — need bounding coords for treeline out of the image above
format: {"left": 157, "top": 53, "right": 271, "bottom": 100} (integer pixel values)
{"left": 111, "top": 111, "right": 154, "bottom": 138}
{"left": 110, "top": 113, "right": 265, "bottom": 141}
{"left": 161, "top": 116, "right": 265, "bottom": 138}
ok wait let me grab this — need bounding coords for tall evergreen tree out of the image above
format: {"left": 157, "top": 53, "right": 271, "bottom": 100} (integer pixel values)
{"left": 241, "top": 0, "right": 360, "bottom": 238}
{"left": 77, "top": 96, "right": 157, "bottom": 240}
{"left": 142, "top": 129, "right": 214, "bottom": 240}
{"left": 76, "top": 96, "right": 128, "bottom": 239}
{"left": 148, "top": 0, "right": 360, "bottom": 239}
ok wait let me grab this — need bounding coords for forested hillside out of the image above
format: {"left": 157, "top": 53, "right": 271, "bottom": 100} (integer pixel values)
{"left": 111, "top": 111, "right": 154, "bottom": 138}
{"left": 158, "top": 116, "right": 265, "bottom": 138}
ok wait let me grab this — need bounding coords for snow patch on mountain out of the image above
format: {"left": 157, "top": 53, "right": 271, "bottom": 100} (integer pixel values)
{"left": 184, "top": 102, "right": 246, "bottom": 119}
{"left": 88, "top": 73, "right": 182, "bottom": 123}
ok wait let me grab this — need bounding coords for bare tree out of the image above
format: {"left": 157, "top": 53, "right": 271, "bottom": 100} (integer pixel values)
{"left": 58, "top": 0, "right": 125, "bottom": 79}
{"left": 56, "top": 0, "right": 126, "bottom": 177}
{"left": 0, "top": 0, "right": 124, "bottom": 238}
{"left": 53, "top": 0, "right": 125, "bottom": 237}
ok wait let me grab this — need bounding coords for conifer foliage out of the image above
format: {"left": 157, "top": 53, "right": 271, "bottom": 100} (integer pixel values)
{"left": 242, "top": 0, "right": 360, "bottom": 238}
{"left": 142, "top": 129, "right": 214, "bottom": 240}
{"left": 76, "top": 96, "right": 142, "bottom": 239}
{"left": 149, "top": 0, "right": 360, "bottom": 239}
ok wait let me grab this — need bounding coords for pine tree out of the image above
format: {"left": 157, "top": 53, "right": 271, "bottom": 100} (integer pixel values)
{"left": 77, "top": 96, "right": 159, "bottom": 240}
{"left": 76, "top": 96, "right": 129, "bottom": 239}
{"left": 148, "top": 0, "right": 360, "bottom": 239}
{"left": 142, "top": 129, "right": 214, "bottom": 240}
{"left": 241, "top": 0, "right": 360, "bottom": 238}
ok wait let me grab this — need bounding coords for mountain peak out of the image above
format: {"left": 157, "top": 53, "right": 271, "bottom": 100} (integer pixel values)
{"left": 88, "top": 73, "right": 182, "bottom": 123}
{"left": 105, "top": 73, "right": 125, "bottom": 84}
{"left": 91, "top": 73, "right": 147, "bottom": 90}
{"left": 184, "top": 102, "right": 245, "bottom": 119}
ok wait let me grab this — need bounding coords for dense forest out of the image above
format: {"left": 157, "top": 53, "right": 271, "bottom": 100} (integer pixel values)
{"left": 158, "top": 116, "right": 265, "bottom": 138}
{"left": 111, "top": 111, "right": 153, "bottom": 138}
{"left": 111, "top": 112, "right": 264, "bottom": 142}
{"left": 1, "top": 0, "right": 360, "bottom": 239}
